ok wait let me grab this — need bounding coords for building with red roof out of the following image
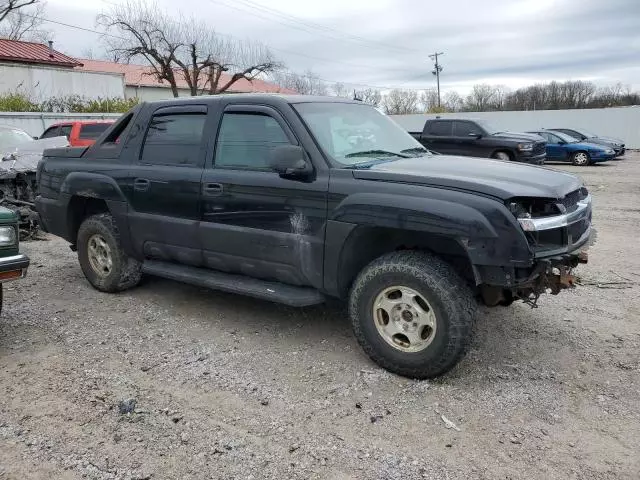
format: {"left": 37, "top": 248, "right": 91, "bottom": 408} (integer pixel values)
{"left": 0, "top": 38, "right": 293, "bottom": 102}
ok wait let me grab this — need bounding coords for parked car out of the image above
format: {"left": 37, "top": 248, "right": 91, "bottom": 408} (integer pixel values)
{"left": 36, "top": 95, "right": 591, "bottom": 379}
{"left": 409, "top": 118, "right": 547, "bottom": 164}
{"left": 39, "top": 120, "right": 114, "bottom": 147}
{"left": 548, "top": 128, "right": 625, "bottom": 157}
{"left": 527, "top": 130, "right": 615, "bottom": 166}
{"left": 0, "top": 124, "right": 39, "bottom": 154}
{"left": 0, "top": 206, "right": 30, "bottom": 313}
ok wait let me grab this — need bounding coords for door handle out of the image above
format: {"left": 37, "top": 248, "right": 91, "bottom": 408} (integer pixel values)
{"left": 203, "top": 182, "right": 223, "bottom": 196}
{"left": 133, "top": 178, "right": 150, "bottom": 192}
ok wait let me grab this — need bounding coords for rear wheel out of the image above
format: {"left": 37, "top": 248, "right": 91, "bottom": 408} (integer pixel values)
{"left": 77, "top": 213, "right": 142, "bottom": 293}
{"left": 571, "top": 151, "right": 590, "bottom": 166}
{"left": 491, "top": 151, "right": 512, "bottom": 161}
{"left": 349, "top": 251, "right": 476, "bottom": 379}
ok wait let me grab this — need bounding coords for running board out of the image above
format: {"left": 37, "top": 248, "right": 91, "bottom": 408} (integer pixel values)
{"left": 141, "top": 260, "right": 326, "bottom": 307}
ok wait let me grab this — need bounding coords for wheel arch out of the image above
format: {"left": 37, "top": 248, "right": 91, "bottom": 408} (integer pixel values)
{"left": 334, "top": 225, "right": 478, "bottom": 298}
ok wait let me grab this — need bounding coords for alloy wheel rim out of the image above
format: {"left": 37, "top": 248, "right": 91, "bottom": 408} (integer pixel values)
{"left": 372, "top": 286, "right": 437, "bottom": 353}
{"left": 87, "top": 234, "right": 113, "bottom": 278}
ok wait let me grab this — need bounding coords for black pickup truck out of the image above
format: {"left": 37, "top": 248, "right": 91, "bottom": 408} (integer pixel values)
{"left": 35, "top": 95, "right": 591, "bottom": 378}
{"left": 409, "top": 118, "right": 547, "bottom": 164}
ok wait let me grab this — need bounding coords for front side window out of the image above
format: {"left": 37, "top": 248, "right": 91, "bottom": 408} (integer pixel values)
{"left": 454, "top": 121, "right": 480, "bottom": 137}
{"left": 140, "top": 112, "right": 206, "bottom": 166}
{"left": 40, "top": 126, "right": 60, "bottom": 139}
{"left": 214, "top": 113, "right": 291, "bottom": 170}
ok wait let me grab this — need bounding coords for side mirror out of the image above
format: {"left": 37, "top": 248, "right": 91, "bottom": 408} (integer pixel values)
{"left": 33, "top": 136, "right": 39, "bottom": 140}
{"left": 269, "top": 145, "right": 311, "bottom": 177}
{"left": 468, "top": 132, "right": 481, "bottom": 138}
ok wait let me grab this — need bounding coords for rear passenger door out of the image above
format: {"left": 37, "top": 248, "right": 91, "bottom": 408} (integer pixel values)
{"left": 199, "top": 105, "right": 329, "bottom": 288}
{"left": 421, "top": 120, "right": 454, "bottom": 154}
{"left": 127, "top": 105, "right": 211, "bottom": 266}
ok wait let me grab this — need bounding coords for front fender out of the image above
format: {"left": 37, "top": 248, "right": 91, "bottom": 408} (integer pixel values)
{"left": 331, "top": 192, "right": 499, "bottom": 239}
{"left": 323, "top": 190, "right": 534, "bottom": 295}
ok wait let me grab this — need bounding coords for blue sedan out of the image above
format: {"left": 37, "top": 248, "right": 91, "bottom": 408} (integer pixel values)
{"left": 528, "top": 130, "right": 615, "bottom": 166}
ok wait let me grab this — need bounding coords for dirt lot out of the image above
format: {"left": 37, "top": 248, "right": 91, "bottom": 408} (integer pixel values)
{"left": 1, "top": 154, "right": 639, "bottom": 480}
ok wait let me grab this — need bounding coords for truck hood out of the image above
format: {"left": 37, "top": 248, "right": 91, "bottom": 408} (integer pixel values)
{"left": 350, "top": 155, "right": 583, "bottom": 200}
{"left": 490, "top": 131, "right": 545, "bottom": 142}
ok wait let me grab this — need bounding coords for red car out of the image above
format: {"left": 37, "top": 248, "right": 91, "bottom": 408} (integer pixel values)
{"left": 39, "top": 120, "right": 114, "bottom": 147}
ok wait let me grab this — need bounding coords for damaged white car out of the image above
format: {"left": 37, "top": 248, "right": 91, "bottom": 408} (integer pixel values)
{"left": 0, "top": 124, "right": 68, "bottom": 238}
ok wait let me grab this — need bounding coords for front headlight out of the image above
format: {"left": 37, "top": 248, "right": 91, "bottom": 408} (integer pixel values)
{"left": 606, "top": 149, "right": 614, "bottom": 154}
{"left": 517, "top": 143, "right": 534, "bottom": 152}
{"left": 0, "top": 226, "right": 17, "bottom": 246}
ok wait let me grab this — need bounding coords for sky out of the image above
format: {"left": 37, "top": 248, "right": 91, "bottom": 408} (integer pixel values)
{"left": 44, "top": 0, "right": 640, "bottom": 94}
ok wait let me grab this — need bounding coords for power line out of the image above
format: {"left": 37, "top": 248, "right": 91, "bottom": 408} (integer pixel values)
{"left": 206, "top": 0, "right": 418, "bottom": 54}
{"left": 29, "top": 14, "right": 429, "bottom": 91}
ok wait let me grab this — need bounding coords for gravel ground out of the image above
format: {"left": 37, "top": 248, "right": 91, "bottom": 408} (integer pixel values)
{"left": 1, "top": 153, "right": 639, "bottom": 480}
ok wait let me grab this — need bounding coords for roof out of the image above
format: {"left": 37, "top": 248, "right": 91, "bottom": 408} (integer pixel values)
{"left": 77, "top": 59, "right": 296, "bottom": 94}
{"left": 139, "top": 93, "right": 363, "bottom": 108}
{"left": 0, "top": 39, "right": 82, "bottom": 68}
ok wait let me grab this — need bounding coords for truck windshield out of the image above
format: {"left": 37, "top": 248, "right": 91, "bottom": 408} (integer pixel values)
{"left": 474, "top": 119, "right": 501, "bottom": 135}
{"left": 293, "top": 102, "right": 429, "bottom": 166}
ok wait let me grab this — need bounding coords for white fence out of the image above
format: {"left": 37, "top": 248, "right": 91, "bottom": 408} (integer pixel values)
{"left": 0, "top": 112, "right": 123, "bottom": 137}
{"left": 391, "top": 106, "right": 640, "bottom": 148}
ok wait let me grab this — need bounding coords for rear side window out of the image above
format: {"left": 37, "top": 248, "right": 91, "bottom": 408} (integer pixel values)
{"left": 140, "top": 112, "right": 206, "bottom": 166}
{"left": 79, "top": 123, "right": 111, "bottom": 140}
{"left": 214, "top": 113, "right": 291, "bottom": 170}
{"left": 40, "top": 126, "right": 60, "bottom": 138}
{"left": 427, "top": 121, "right": 452, "bottom": 136}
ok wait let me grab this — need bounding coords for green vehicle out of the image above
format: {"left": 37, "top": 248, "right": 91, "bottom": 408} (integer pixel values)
{"left": 0, "top": 206, "right": 29, "bottom": 313}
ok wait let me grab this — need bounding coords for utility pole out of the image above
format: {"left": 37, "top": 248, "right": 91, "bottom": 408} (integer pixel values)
{"left": 429, "top": 52, "right": 444, "bottom": 108}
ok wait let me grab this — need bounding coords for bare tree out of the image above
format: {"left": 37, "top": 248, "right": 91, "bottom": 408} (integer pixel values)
{"left": 443, "top": 91, "right": 463, "bottom": 112}
{"left": 0, "top": 0, "right": 51, "bottom": 41}
{"left": 354, "top": 88, "right": 381, "bottom": 106}
{"left": 419, "top": 88, "right": 439, "bottom": 112}
{"left": 0, "top": 0, "right": 36, "bottom": 23}
{"left": 332, "top": 82, "right": 348, "bottom": 98}
{"left": 271, "top": 69, "right": 328, "bottom": 95}
{"left": 97, "top": 0, "right": 282, "bottom": 97}
{"left": 382, "top": 89, "right": 419, "bottom": 115}
{"left": 465, "top": 84, "right": 498, "bottom": 111}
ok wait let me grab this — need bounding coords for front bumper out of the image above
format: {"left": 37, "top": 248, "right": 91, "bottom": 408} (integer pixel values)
{"left": 0, "top": 253, "right": 29, "bottom": 282}
{"left": 515, "top": 151, "right": 546, "bottom": 165}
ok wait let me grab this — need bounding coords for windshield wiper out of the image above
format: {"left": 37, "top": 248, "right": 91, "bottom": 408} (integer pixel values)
{"left": 400, "top": 147, "right": 431, "bottom": 156}
{"left": 343, "top": 158, "right": 399, "bottom": 169}
{"left": 345, "top": 149, "right": 410, "bottom": 158}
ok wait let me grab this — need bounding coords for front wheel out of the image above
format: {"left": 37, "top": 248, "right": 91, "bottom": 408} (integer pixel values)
{"left": 571, "top": 151, "right": 591, "bottom": 166}
{"left": 349, "top": 251, "right": 476, "bottom": 379}
{"left": 492, "top": 151, "right": 512, "bottom": 161}
{"left": 77, "top": 213, "right": 142, "bottom": 293}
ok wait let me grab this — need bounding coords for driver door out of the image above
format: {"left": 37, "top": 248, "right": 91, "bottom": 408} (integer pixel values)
{"left": 199, "top": 105, "right": 329, "bottom": 288}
